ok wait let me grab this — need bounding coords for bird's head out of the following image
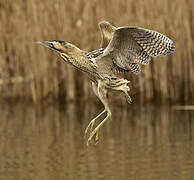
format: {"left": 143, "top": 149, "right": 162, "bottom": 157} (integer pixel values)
{"left": 33, "top": 40, "right": 81, "bottom": 62}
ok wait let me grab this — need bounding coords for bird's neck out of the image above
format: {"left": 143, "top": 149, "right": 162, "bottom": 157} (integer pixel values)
{"left": 63, "top": 49, "right": 90, "bottom": 70}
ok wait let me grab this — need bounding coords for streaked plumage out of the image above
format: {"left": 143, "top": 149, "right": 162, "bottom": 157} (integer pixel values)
{"left": 34, "top": 21, "right": 175, "bottom": 145}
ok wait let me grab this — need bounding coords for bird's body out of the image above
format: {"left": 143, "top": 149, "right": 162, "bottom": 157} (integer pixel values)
{"left": 34, "top": 21, "right": 175, "bottom": 145}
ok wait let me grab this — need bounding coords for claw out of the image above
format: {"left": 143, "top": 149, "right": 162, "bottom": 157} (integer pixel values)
{"left": 95, "top": 132, "right": 99, "bottom": 142}
{"left": 126, "top": 94, "right": 132, "bottom": 104}
{"left": 87, "top": 129, "right": 99, "bottom": 146}
{"left": 86, "top": 130, "right": 99, "bottom": 146}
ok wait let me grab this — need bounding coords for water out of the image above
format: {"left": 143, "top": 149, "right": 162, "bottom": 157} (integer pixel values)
{"left": 0, "top": 102, "right": 194, "bottom": 180}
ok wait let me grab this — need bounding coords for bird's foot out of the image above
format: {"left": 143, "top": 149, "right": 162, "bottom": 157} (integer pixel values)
{"left": 84, "top": 109, "right": 106, "bottom": 137}
{"left": 84, "top": 119, "right": 96, "bottom": 136}
{"left": 126, "top": 94, "right": 132, "bottom": 104}
{"left": 87, "top": 128, "right": 99, "bottom": 146}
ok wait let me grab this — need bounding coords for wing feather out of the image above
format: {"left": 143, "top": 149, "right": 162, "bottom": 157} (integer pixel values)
{"left": 103, "top": 26, "right": 175, "bottom": 73}
{"left": 99, "top": 21, "right": 117, "bottom": 48}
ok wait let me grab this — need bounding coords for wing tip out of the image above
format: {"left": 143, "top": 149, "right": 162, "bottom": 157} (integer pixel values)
{"left": 166, "top": 41, "right": 175, "bottom": 55}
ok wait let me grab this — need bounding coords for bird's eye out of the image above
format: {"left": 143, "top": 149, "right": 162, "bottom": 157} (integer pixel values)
{"left": 49, "top": 42, "right": 54, "bottom": 47}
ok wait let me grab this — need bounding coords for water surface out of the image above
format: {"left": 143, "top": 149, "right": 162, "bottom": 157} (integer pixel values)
{"left": 0, "top": 102, "right": 193, "bottom": 180}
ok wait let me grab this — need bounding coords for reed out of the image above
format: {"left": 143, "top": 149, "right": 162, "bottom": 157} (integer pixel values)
{"left": 0, "top": 0, "right": 193, "bottom": 104}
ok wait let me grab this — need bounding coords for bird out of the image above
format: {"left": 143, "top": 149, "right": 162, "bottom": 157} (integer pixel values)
{"left": 34, "top": 21, "right": 175, "bottom": 145}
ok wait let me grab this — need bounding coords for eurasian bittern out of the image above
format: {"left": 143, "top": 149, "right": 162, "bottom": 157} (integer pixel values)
{"left": 34, "top": 21, "right": 175, "bottom": 145}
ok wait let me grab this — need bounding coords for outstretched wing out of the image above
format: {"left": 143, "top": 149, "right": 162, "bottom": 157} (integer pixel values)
{"left": 99, "top": 21, "right": 117, "bottom": 48}
{"left": 103, "top": 27, "right": 175, "bottom": 73}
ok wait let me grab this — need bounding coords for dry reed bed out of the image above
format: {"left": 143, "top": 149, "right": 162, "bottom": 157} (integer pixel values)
{"left": 0, "top": 0, "right": 193, "bottom": 104}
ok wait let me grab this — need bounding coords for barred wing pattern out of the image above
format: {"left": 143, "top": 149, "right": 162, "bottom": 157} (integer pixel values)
{"left": 87, "top": 48, "right": 104, "bottom": 59}
{"left": 103, "top": 27, "right": 175, "bottom": 73}
{"left": 129, "top": 27, "right": 175, "bottom": 57}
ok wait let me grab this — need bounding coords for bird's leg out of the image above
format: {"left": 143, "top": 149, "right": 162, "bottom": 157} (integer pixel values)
{"left": 87, "top": 82, "right": 111, "bottom": 146}
{"left": 85, "top": 82, "right": 105, "bottom": 136}
{"left": 84, "top": 109, "right": 106, "bottom": 135}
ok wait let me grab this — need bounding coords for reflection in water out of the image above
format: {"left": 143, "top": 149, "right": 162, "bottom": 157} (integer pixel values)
{"left": 0, "top": 102, "right": 194, "bottom": 180}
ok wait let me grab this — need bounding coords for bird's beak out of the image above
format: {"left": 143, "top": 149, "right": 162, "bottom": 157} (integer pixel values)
{"left": 33, "top": 41, "right": 52, "bottom": 48}
{"left": 33, "top": 41, "right": 62, "bottom": 52}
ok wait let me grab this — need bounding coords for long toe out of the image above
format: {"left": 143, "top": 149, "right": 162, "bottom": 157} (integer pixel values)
{"left": 87, "top": 129, "right": 99, "bottom": 146}
{"left": 85, "top": 121, "right": 94, "bottom": 136}
{"left": 94, "top": 131, "right": 99, "bottom": 145}
{"left": 85, "top": 109, "right": 106, "bottom": 137}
